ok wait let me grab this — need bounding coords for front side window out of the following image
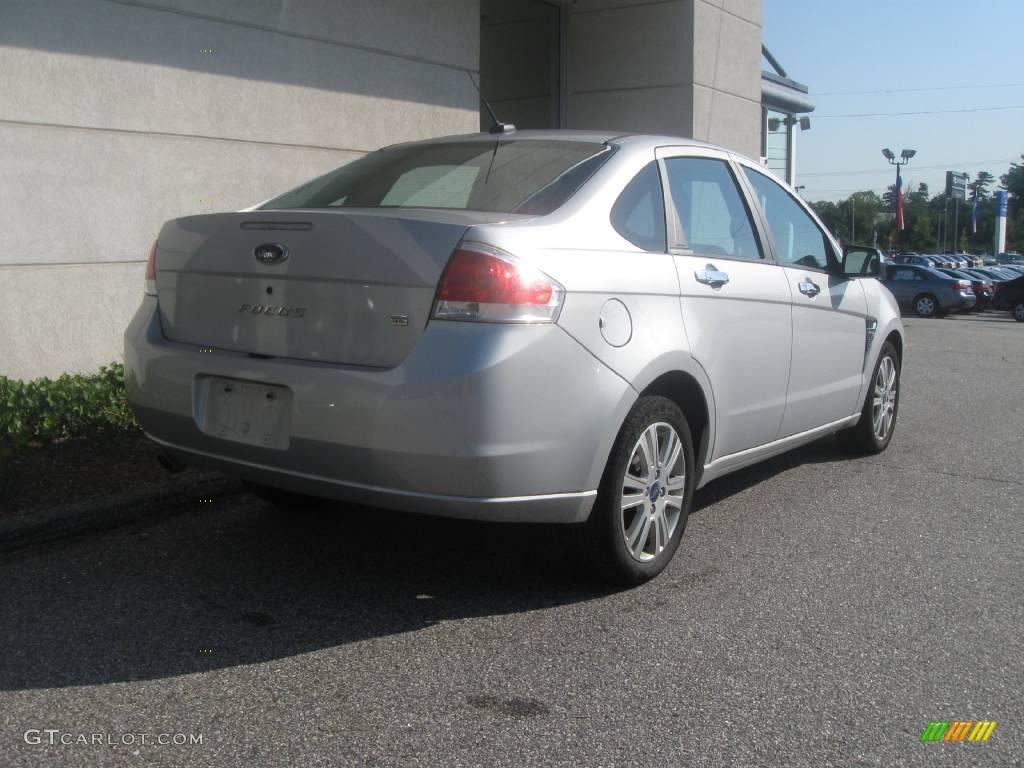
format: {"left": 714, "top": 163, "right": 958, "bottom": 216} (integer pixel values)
{"left": 610, "top": 162, "right": 667, "bottom": 252}
{"left": 664, "top": 157, "right": 762, "bottom": 260}
{"left": 260, "top": 140, "right": 612, "bottom": 215}
{"left": 743, "top": 168, "right": 835, "bottom": 271}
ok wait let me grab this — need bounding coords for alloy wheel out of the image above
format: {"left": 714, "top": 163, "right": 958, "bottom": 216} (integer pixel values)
{"left": 620, "top": 422, "right": 686, "bottom": 562}
{"left": 916, "top": 296, "right": 935, "bottom": 317}
{"left": 871, "top": 355, "right": 898, "bottom": 440}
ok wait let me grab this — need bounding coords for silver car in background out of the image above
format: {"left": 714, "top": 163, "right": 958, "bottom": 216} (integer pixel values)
{"left": 125, "top": 131, "right": 904, "bottom": 584}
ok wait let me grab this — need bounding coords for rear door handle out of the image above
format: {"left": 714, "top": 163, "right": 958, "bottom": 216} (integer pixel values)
{"left": 798, "top": 278, "right": 821, "bottom": 298}
{"left": 695, "top": 265, "right": 730, "bottom": 288}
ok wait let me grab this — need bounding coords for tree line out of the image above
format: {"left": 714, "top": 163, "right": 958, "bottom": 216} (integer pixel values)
{"left": 808, "top": 156, "right": 1024, "bottom": 253}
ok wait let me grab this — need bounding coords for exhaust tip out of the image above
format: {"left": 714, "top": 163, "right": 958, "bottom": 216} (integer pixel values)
{"left": 156, "top": 451, "right": 187, "bottom": 475}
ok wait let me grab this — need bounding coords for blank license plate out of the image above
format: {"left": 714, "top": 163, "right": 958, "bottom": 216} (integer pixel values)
{"left": 198, "top": 377, "right": 292, "bottom": 450}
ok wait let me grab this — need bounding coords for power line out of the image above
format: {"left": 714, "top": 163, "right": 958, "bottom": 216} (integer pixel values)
{"left": 817, "top": 104, "right": 1024, "bottom": 118}
{"left": 817, "top": 82, "right": 1024, "bottom": 96}
{"left": 799, "top": 159, "right": 1015, "bottom": 177}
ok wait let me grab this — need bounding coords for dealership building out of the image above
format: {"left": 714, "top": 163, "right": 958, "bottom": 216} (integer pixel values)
{"left": 1, "top": 0, "right": 812, "bottom": 380}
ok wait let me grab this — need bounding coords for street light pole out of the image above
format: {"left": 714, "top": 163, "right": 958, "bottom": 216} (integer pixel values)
{"left": 882, "top": 148, "right": 916, "bottom": 248}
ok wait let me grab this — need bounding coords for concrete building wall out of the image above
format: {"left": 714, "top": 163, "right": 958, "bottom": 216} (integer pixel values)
{"left": 0, "top": 0, "right": 479, "bottom": 380}
{"left": 565, "top": 0, "right": 761, "bottom": 157}
{"left": 690, "top": 0, "right": 763, "bottom": 157}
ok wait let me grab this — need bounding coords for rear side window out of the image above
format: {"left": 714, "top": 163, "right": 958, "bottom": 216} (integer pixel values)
{"left": 610, "top": 162, "right": 667, "bottom": 252}
{"left": 891, "top": 268, "right": 919, "bottom": 281}
{"left": 260, "top": 140, "right": 612, "bottom": 215}
{"left": 664, "top": 157, "right": 762, "bottom": 260}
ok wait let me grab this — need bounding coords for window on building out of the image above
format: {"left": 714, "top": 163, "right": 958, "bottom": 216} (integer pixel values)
{"left": 763, "top": 110, "right": 790, "bottom": 180}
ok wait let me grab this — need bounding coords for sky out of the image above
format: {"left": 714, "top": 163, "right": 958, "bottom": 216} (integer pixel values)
{"left": 763, "top": 0, "right": 1024, "bottom": 201}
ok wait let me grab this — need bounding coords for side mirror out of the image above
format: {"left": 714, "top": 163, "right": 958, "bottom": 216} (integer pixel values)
{"left": 841, "top": 247, "right": 883, "bottom": 278}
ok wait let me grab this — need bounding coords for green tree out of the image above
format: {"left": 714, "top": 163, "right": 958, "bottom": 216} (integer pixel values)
{"left": 1000, "top": 156, "right": 1024, "bottom": 212}
{"left": 972, "top": 171, "right": 995, "bottom": 199}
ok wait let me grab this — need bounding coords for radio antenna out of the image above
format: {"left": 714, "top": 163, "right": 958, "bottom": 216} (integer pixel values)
{"left": 466, "top": 70, "right": 515, "bottom": 135}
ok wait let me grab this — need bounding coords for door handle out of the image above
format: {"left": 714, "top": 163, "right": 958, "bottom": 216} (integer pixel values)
{"left": 695, "top": 265, "right": 730, "bottom": 288}
{"left": 798, "top": 278, "right": 821, "bottom": 298}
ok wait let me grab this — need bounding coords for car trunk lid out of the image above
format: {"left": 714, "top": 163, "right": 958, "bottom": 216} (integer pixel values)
{"left": 154, "top": 209, "right": 525, "bottom": 367}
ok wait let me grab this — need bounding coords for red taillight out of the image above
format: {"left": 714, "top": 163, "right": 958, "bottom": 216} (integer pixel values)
{"left": 433, "top": 243, "right": 563, "bottom": 323}
{"left": 144, "top": 240, "right": 158, "bottom": 296}
{"left": 952, "top": 280, "right": 972, "bottom": 292}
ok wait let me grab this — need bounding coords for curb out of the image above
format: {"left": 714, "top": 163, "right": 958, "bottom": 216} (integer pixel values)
{"left": 0, "top": 475, "right": 245, "bottom": 552}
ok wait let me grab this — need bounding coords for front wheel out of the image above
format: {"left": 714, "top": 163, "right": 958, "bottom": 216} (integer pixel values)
{"left": 837, "top": 342, "right": 900, "bottom": 455}
{"left": 583, "top": 396, "right": 695, "bottom": 586}
{"left": 1013, "top": 300, "right": 1024, "bottom": 322}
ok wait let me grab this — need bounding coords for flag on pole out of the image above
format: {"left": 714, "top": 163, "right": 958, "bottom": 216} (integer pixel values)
{"left": 971, "top": 190, "right": 978, "bottom": 234}
{"left": 895, "top": 174, "right": 905, "bottom": 231}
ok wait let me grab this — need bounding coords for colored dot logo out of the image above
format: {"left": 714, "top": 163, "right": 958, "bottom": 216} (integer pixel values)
{"left": 199, "top": 648, "right": 213, "bottom": 653}
{"left": 201, "top": 49, "right": 213, "bottom": 53}
{"left": 199, "top": 348, "right": 213, "bottom": 352}
{"left": 199, "top": 499, "right": 213, "bottom": 504}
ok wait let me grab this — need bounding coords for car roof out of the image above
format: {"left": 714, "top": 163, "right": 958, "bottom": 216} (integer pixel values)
{"left": 385, "top": 129, "right": 728, "bottom": 154}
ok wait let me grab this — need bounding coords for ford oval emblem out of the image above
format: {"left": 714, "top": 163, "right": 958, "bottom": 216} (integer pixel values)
{"left": 254, "top": 243, "right": 289, "bottom": 265}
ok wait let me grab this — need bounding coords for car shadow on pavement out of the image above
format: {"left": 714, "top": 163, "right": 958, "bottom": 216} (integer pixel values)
{"left": 692, "top": 435, "right": 847, "bottom": 513}
{"left": 0, "top": 436, "right": 846, "bottom": 691}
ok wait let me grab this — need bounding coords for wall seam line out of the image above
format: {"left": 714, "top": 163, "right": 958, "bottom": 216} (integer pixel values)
{"left": 0, "top": 118, "right": 370, "bottom": 154}
{"left": 102, "top": 0, "right": 480, "bottom": 74}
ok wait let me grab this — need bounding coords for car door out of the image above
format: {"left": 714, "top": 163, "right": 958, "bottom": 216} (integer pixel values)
{"left": 657, "top": 147, "right": 792, "bottom": 459}
{"left": 739, "top": 163, "right": 868, "bottom": 437}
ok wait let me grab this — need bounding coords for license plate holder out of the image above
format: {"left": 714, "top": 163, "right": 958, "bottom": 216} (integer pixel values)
{"left": 196, "top": 377, "right": 293, "bottom": 450}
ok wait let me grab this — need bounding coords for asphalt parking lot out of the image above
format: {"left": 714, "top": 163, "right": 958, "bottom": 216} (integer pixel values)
{"left": 2, "top": 314, "right": 1022, "bottom": 768}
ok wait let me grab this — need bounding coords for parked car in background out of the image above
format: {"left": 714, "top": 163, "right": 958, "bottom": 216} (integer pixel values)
{"left": 996, "top": 252, "right": 1023, "bottom": 265}
{"left": 123, "top": 130, "right": 906, "bottom": 584}
{"left": 893, "top": 254, "right": 933, "bottom": 268}
{"left": 882, "top": 264, "right": 975, "bottom": 317}
{"left": 938, "top": 269, "right": 994, "bottom": 311}
{"left": 989, "top": 272, "right": 1024, "bottom": 321}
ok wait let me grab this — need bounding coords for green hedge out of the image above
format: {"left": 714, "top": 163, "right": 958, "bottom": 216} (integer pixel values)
{"left": 0, "top": 363, "right": 138, "bottom": 458}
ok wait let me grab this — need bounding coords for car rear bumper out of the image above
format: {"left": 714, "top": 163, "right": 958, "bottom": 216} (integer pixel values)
{"left": 947, "top": 292, "right": 976, "bottom": 310}
{"left": 124, "top": 298, "right": 633, "bottom": 523}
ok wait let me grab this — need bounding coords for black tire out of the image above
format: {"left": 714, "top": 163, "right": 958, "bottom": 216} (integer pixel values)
{"left": 1013, "top": 300, "right": 1024, "bottom": 322}
{"left": 837, "top": 341, "right": 900, "bottom": 455}
{"left": 583, "top": 396, "right": 695, "bottom": 586}
{"left": 912, "top": 293, "right": 939, "bottom": 318}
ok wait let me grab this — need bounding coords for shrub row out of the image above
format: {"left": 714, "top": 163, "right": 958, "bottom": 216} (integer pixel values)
{"left": 0, "top": 363, "right": 138, "bottom": 458}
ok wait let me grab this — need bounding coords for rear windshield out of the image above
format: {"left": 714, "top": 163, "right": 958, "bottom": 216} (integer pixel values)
{"left": 260, "top": 140, "right": 611, "bottom": 215}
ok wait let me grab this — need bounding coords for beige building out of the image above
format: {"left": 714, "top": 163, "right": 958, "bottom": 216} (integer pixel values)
{"left": 1, "top": 0, "right": 767, "bottom": 380}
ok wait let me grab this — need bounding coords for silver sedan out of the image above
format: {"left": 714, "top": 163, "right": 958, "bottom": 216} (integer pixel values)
{"left": 125, "top": 130, "right": 904, "bottom": 584}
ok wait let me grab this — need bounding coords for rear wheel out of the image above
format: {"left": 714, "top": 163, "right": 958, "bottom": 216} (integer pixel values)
{"left": 913, "top": 294, "right": 939, "bottom": 318}
{"left": 837, "top": 341, "right": 900, "bottom": 455}
{"left": 1013, "top": 300, "right": 1024, "bottom": 322}
{"left": 584, "top": 396, "right": 695, "bottom": 586}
